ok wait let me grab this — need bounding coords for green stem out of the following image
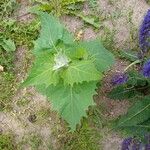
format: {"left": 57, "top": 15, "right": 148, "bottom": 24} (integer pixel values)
{"left": 124, "top": 60, "right": 141, "bottom": 72}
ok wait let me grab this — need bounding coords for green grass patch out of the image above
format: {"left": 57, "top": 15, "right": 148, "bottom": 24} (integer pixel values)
{"left": 60, "top": 119, "right": 102, "bottom": 150}
{"left": 16, "top": 98, "right": 30, "bottom": 107}
{"left": 52, "top": 106, "right": 105, "bottom": 150}
{"left": 0, "top": 9, "right": 39, "bottom": 111}
{"left": 0, "top": 133, "right": 17, "bottom": 150}
{"left": 17, "top": 133, "right": 42, "bottom": 150}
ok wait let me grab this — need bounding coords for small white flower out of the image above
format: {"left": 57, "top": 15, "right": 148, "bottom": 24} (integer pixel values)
{"left": 53, "top": 51, "right": 70, "bottom": 71}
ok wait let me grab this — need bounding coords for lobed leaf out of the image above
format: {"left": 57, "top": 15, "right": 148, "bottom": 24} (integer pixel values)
{"left": 119, "top": 50, "right": 138, "bottom": 62}
{"left": 108, "top": 85, "right": 139, "bottom": 100}
{"left": 33, "top": 12, "right": 74, "bottom": 54}
{"left": 61, "top": 60, "right": 102, "bottom": 86}
{"left": 36, "top": 82, "right": 97, "bottom": 130}
{"left": 0, "top": 39, "right": 16, "bottom": 52}
{"left": 22, "top": 52, "right": 60, "bottom": 87}
{"left": 80, "top": 40, "right": 115, "bottom": 72}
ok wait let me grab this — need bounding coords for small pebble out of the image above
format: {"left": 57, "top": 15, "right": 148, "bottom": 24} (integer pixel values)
{"left": 0, "top": 65, "right": 4, "bottom": 72}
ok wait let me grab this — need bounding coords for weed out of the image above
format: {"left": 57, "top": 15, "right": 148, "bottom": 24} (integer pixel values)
{"left": 88, "top": 0, "right": 99, "bottom": 13}
{"left": 0, "top": 12, "right": 39, "bottom": 111}
{"left": 108, "top": 0, "right": 119, "bottom": 5}
{"left": 16, "top": 98, "right": 30, "bottom": 107}
{"left": 18, "top": 133, "right": 42, "bottom": 150}
{"left": 23, "top": 12, "right": 115, "bottom": 130}
{"left": 0, "top": 133, "right": 17, "bottom": 150}
{"left": 0, "top": 58, "right": 15, "bottom": 111}
{"left": 100, "top": 26, "right": 117, "bottom": 53}
{"left": 51, "top": 106, "right": 104, "bottom": 150}
{"left": 0, "top": 19, "right": 39, "bottom": 48}
{"left": 0, "top": 0, "right": 18, "bottom": 19}
{"left": 29, "top": 134, "right": 42, "bottom": 150}
{"left": 31, "top": 0, "right": 84, "bottom": 17}
{"left": 36, "top": 107, "right": 51, "bottom": 119}
{"left": 0, "top": 72, "right": 15, "bottom": 111}
{"left": 59, "top": 115, "right": 102, "bottom": 150}
{"left": 146, "top": 0, "right": 150, "bottom": 4}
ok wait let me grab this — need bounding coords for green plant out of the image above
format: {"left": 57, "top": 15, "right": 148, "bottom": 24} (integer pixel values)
{"left": 108, "top": 10, "right": 150, "bottom": 139}
{"left": 29, "top": 134, "right": 42, "bottom": 150}
{"left": 0, "top": 0, "right": 40, "bottom": 113}
{"left": 0, "top": 0, "right": 18, "bottom": 19}
{"left": 17, "top": 133, "right": 43, "bottom": 150}
{"left": 0, "top": 133, "right": 17, "bottom": 150}
{"left": 0, "top": 16, "right": 39, "bottom": 110}
{"left": 62, "top": 120, "right": 101, "bottom": 150}
{"left": 16, "top": 98, "right": 30, "bottom": 107}
{"left": 0, "top": 72, "right": 15, "bottom": 111}
{"left": 146, "top": 0, "right": 150, "bottom": 4}
{"left": 56, "top": 106, "right": 103, "bottom": 150}
{"left": 0, "top": 19, "right": 39, "bottom": 48}
{"left": 31, "top": 0, "right": 101, "bottom": 28}
{"left": 0, "top": 34, "right": 16, "bottom": 111}
{"left": 22, "top": 12, "right": 115, "bottom": 130}
{"left": 32, "top": 0, "right": 85, "bottom": 16}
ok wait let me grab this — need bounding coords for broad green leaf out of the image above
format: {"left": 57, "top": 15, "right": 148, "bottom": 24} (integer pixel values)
{"left": 34, "top": 12, "right": 62, "bottom": 52}
{"left": 81, "top": 40, "right": 115, "bottom": 72}
{"left": 34, "top": 12, "right": 74, "bottom": 54}
{"left": 72, "top": 48, "right": 88, "bottom": 60}
{"left": 108, "top": 85, "right": 138, "bottom": 100}
{"left": 62, "top": 60, "right": 102, "bottom": 86}
{"left": 116, "top": 96, "right": 150, "bottom": 127}
{"left": 64, "top": 45, "right": 88, "bottom": 60}
{"left": 62, "top": 0, "right": 85, "bottom": 5}
{"left": 61, "top": 29, "right": 74, "bottom": 45}
{"left": 75, "top": 13, "right": 100, "bottom": 28}
{"left": 119, "top": 123, "right": 150, "bottom": 138}
{"left": 22, "top": 52, "right": 60, "bottom": 87}
{"left": 119, "top": 50, "right": 138, "bottom": 62}
{"left": 0, "top": 39, "right": 16, "bottom": 52}
{"left": 36, "top": 81, "right": 97, "bottom": 130}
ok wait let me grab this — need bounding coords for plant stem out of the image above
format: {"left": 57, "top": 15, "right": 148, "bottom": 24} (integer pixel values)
{"left": 124, "top": 60, "right": 141, "bottom": 72}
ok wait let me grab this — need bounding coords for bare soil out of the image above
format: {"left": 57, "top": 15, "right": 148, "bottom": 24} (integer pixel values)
{"left": 0, "top": 0, "right": 149, "bottom": 150}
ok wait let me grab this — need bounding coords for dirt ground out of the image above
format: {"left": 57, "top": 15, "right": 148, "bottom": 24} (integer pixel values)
{"left": 0, "top": 0, "right": 149, "bottom": 150}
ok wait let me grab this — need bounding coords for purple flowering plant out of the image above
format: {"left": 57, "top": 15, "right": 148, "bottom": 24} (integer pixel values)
{"left": 121, "top": 135, "right": 150, "bottom": 150}
{"left": 109, "top": 9, "right": 150, "bottom": 143}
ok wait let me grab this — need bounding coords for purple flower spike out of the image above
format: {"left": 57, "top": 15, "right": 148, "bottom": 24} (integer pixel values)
{"left": 145, "top": 144, "right": 150, "bottom": 150}
{"left": 111, "top": 73, "right": 128, "bottom": 85}
{"left": 139, "top": 9, "right": 150, "bottom": 53}
{"left": 142, "top": 59, "right": 150, "bottom": 77}
{"left": 132, "top": 141, "right": 141, "bottom": 150}
{"left": 121, "top": 137, "right": 132, "bottom": 150}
